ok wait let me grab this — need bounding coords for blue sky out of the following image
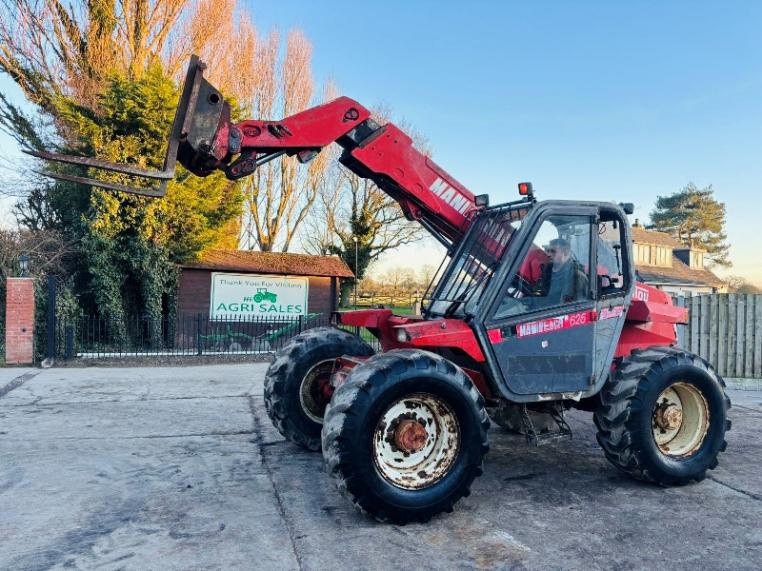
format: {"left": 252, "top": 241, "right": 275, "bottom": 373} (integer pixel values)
{"left": 244, "top": 0, "right": 762, "bottom": 282}
{"left": 2, "top": 1, "right": 760, "bottom": 282}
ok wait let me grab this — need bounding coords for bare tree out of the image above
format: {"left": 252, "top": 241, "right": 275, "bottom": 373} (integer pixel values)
{"left": 0, "top": 0, "right": 262, "bottom": 182}
{"left": 0, "top": 227, "right": 74, "bottom": 279}
{"left": 724, "top": 275, "right": 761, "bottom": 294}
{"left": 239, "top": 30, "right": 332, "bottom": 252}
{"left": 0, "top": 1, "right": 331, "bottom": 252}
{"left": 417, "top": 263, "right": 437, "bottom": 290}
{"left": 302, "top": 108, "right": 426, "bottom": 303}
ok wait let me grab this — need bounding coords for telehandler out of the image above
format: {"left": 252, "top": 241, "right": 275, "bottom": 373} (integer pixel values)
{"left": 32, "top": 56, "right": 730, "bottom": 523}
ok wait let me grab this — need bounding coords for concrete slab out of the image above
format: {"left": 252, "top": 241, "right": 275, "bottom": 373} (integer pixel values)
{"left": 0, "top": 364, "right": 268, "bottom": 406}
{"left": 0, "top": 368, "right": 36, "bottom": 385}
{"left": 1, "top": 363, "right": 760, "bottom": 570}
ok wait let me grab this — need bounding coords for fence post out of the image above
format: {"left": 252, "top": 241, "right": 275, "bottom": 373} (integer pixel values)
{"left": 298, "top": 314, "right": 304, "bottom": 333}
{"left": 672, "top": 295, "right": 685, "bottom": 348}
{"left": 196, "top": 313, "right": 203, "bottom": 356}
{"left": 46, "top": 274, "right": 57, "bottom": 362}
{"left": 64, "top": 325, "right": 74, "bottom": 359}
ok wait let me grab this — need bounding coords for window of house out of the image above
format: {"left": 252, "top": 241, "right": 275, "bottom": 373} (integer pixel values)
{"left": 636, "top": 244, "right": 651, "bottom": 264}
{"left": 691, "top": 251, "right": 704, "bottom": 269}
{"left": 655, "top": 246, "right": 669, "bottom": 266}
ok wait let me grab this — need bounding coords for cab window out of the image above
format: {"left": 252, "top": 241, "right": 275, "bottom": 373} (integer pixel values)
{"left": 596, "top": 214, "right": 628, "bottom": 296}
{"left": 495, "top": 214, "right": 593, "bottom": 319}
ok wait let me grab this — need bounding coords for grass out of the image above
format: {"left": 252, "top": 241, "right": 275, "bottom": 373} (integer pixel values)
{"left": 341, "top": 305, "right": 417, "bottom": 316}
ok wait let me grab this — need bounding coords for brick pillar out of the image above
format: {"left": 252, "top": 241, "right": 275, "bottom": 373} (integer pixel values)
{"left": 5, "top": 278, "right": 35, "bottom": 365}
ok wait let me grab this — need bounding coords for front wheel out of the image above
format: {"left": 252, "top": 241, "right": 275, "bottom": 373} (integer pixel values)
{"left": 322, "top": 350, "right": 489, "bottom": 523}
{"left": 594, "top": 347, "right": 731, "bottom": 485}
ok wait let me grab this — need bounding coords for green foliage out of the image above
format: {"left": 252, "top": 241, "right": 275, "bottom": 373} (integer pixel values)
{"left": 8, "top": 64, "right": 242, "bottom": 330}
{"left": 329, "top": 225, "right": 374, "bottom": 307}
{"left": 324, "top": 175, "right": 423, "bottom": 306}
{"left": 649, "top": 183, "right": 731, "bottom": 268}
{"left": 33, "top": 277, "right": 83, "bottom": 362}
{"left": 67, "top": 66, "right": 242, "bottom": 325}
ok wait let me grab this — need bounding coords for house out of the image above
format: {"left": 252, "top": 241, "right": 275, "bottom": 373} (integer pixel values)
{"left": 630, "top": 222, "right": 727, "bottom": 295}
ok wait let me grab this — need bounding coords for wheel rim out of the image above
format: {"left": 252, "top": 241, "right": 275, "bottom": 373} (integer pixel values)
{"left": 299, "top": 359, "right": 335, "bottom": 424}
{"left": 372, "top": 392, "right": 460, "bottom": 490}
{"left": 652, "top": 382, "right": 710, "bottom": 457}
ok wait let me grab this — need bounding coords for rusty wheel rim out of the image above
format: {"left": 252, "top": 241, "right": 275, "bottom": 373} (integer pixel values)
{"left": 372, "top": 392, "right": 460, "bottom": 490}
{"left": 299, "top": 360, "right": 335, "bottom": 424}
{"left": 652, "top": 382, "right": 709, "bottom": 457}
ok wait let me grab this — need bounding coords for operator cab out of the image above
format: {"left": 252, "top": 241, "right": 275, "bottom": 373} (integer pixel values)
{"left": 423, "top": 192, "right": 633, "bottom": 402}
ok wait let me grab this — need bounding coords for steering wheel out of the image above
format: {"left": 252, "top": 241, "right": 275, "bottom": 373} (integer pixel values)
{"left": 506, "top": 274, "right": 534, "bottom": 298}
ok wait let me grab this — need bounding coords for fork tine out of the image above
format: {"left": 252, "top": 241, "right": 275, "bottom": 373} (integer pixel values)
{"left": 24, "top": 150, "right": 174, "bottom": 180}
{"left": 33, "top": 170, "right": 168, "bottom": 197}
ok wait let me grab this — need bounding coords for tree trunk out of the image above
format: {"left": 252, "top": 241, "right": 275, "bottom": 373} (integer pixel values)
{"left": 339, "top": 279, "right": 354, "bottom": 308}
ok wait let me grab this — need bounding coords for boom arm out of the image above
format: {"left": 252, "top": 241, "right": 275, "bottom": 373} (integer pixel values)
{"left": 28, "top": 56, "right": 486, "bottom": 249}
{"left": 229, "top": 98, "right": 485, "bottom": 247}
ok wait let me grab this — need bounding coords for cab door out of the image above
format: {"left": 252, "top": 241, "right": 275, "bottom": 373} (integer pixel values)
{"left": 590, "top": 209, "right": 632, "bottom": 385}
{"left": 482, "top": 209, "right": 598, "bottom": 396}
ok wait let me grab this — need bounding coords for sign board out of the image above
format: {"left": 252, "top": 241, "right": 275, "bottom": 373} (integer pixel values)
{"left": 210, "top": 273, "right": 308, "bottom": 319}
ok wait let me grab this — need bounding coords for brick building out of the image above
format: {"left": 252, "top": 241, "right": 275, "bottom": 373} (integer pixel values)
{"left": 177, "top": 249, "right": 354, "bottom": 318}
{"left": 631, "top": 224, "right": 726, "bottom": 296}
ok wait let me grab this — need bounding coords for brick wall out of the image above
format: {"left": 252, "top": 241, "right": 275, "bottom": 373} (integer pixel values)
{"left": 177, "top": 269, "right": 338, "bottom": 317}
{"left": 5, "top": 278, "right": 35, "bottom": 364}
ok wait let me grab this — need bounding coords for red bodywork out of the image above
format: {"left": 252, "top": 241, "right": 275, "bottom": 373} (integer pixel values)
{"left": 619, "top": 283, "right": 687, "bottom": 358}
{"left": 215, "top": 96, "right": 482, "bottom": 246}
{"left": 336, "top": 281, "right": 687, "bottom": 398}
{"left": 205, "top": 93, "right": 688, "bottom": 396}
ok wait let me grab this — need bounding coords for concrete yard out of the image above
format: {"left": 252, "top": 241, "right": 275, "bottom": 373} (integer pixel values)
{"left": 1, "top": 363, "right": 760, "bottom": 570}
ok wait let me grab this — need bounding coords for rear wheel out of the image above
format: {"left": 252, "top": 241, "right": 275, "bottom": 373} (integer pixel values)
{"left": 594, "top": 347, "right": 730, "bottom": 485}
{"left": 322, "top": 349, "right": 489, "bottom": 523}
{"left": 264, "top": 327, "right": 374, "bottom": 451}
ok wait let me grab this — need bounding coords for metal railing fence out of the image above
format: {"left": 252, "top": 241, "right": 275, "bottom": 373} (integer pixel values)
{"left": 56, "top": 313, "right": 381, "bottom": 359}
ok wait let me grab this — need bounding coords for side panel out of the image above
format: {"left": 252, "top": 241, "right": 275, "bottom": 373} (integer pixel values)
{"left": 592, "top": 305, "right": 627, "bottom": 381}
{"left": 489, "top": 312, "right": 596, "bottom": 394}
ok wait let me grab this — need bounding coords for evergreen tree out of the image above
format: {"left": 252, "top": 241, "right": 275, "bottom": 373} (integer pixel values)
{"left": 59, "top": 66, "right": 241, "bottom": 328}
{"left": 649, "top": 183, "right": 731, "bottom": 268}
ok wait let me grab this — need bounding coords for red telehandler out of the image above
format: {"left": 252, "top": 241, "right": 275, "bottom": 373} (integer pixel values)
{"left": 32, "top": 57, "right": 730, "bottom": 523}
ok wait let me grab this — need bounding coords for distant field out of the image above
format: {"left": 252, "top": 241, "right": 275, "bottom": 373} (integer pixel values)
{"left": 341, "top": 304, "right": 417, "bottom": 316}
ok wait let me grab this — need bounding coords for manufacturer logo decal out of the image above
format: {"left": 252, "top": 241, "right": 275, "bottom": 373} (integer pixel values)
{"left": 515, "top": 310, "right": 592, "bottom": 338}
{"left": 430, "top": 177, "right": 470, "bottom": 214}
{"left": 634, "top": 285, "right": 650, "bottom": 301}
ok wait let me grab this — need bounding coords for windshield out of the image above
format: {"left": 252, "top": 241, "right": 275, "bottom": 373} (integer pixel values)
{"left": 423, "top": 204, "right": 531, "bottom": 317}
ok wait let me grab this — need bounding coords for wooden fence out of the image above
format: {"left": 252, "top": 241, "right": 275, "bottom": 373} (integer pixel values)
{"left": 673, "top": 294, "right": 762, "bottom": 379}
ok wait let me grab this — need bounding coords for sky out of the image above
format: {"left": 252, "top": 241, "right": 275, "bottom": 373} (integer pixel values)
{"left": 1, "top": 1, "right": 760, "bottom": 283}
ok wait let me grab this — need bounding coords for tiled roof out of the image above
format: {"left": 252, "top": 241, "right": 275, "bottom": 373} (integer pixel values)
{"left": 637, "top": 255, "right": 725, "bottom": 288}
{"left": 631, "top": 226, "right": 685, "bottom": 248}
{"left": 181, "top": 249, "right": 354, "bottom": 278}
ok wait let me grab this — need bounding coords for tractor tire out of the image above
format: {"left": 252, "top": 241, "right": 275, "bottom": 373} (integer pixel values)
{"left": 489, "top": 404, "right": 557, "bottom": 435}
{"left": 322, "top": 349, "right": 490, "bottom": 523}
{"left": 264, "top": 327, "right": 375, "bottom": 452}
{"left": 594, "top": 347, "right": 731, "bottom": 485}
